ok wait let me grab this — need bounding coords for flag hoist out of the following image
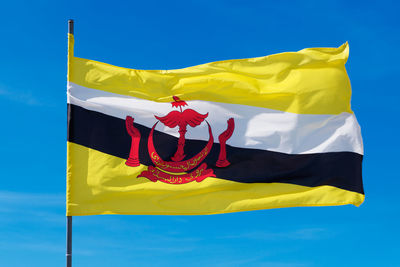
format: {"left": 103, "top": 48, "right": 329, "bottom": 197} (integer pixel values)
{"left": 66, "top": 20, "right": 364, "bottom": 266}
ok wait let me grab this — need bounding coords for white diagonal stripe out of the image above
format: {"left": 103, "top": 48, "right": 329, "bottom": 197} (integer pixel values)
{"left": 67, "top": 82, "right": 363, "bottom": 155}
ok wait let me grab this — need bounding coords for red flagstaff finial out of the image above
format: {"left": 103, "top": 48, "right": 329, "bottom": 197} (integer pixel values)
{"left": 172, "top": 96, "right": 188, "bottom": 109}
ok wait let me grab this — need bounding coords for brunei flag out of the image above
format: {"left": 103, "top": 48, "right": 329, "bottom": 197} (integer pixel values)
{"left": 66, "top": 33, "right": 364, "bottom": 216}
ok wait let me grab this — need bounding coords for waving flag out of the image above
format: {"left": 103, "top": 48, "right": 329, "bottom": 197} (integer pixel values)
{"left": 66, "top": 33, "right": 363, "bottom": 215}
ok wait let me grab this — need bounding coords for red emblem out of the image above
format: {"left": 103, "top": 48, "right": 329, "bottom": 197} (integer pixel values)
{"left": 125, "top": 96, "right": 235, "bottom": 184}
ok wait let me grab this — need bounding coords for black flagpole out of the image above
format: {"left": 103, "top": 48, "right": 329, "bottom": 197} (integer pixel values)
{"left": 66, "top": 19, "right": 74, "bottom": 267}
{"left": 66, "top": 215, "right": 72, "bottom": 267}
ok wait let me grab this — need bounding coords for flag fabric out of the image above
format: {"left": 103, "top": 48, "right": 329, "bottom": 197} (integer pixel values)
{"left": 66, "top": 33, "right": 364, "bottom": 216}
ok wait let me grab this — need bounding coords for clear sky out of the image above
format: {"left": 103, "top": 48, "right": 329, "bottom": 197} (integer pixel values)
{"left": 1, "top": 0, "right": 399, "bottom": 266}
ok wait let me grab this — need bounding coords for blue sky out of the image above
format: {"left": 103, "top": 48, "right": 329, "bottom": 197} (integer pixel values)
{"left": 1, "top": 0, "right": 399, "bottom": 266}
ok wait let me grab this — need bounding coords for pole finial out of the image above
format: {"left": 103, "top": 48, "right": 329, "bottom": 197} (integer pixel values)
{"left": 68, "top": 19, "right": 74, "bottom": 35}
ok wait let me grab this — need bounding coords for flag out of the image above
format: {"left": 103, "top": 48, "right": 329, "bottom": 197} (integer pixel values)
{"left": 66, "top": 34, "right": 363, "bottom": 215}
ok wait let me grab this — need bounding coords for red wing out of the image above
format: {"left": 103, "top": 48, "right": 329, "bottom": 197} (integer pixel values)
{"left": 155, "top": 111, "right": 181, "bottom": 128}
{"left": 182, "top": 109, "right": 208, "bottom": 127}
{"left": 155, "top": 109, "right": 208, "bottom": 128}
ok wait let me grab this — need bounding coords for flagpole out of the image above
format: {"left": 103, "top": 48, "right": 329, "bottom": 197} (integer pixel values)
{"left": 66, "top": 215, "right": 72, "bottom": 267}
{"left": 67, "top": 19, "right": 74, "bottom": 267}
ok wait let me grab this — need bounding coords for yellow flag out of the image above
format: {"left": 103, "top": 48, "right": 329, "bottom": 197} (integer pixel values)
{"left": 67, "top": 33, "right": 363, "bottom": 216}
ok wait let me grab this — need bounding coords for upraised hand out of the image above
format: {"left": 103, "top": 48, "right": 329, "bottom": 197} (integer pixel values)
{"left": 216, "top": 118, "right": 235, "bottom": 167}
{"left": 125, "top": 116, "right": 141, "bottom": 167}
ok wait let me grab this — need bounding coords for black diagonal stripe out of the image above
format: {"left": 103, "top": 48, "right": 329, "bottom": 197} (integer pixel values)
{"left": 67, "top": 104, "right": 364, "bottom": 194}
